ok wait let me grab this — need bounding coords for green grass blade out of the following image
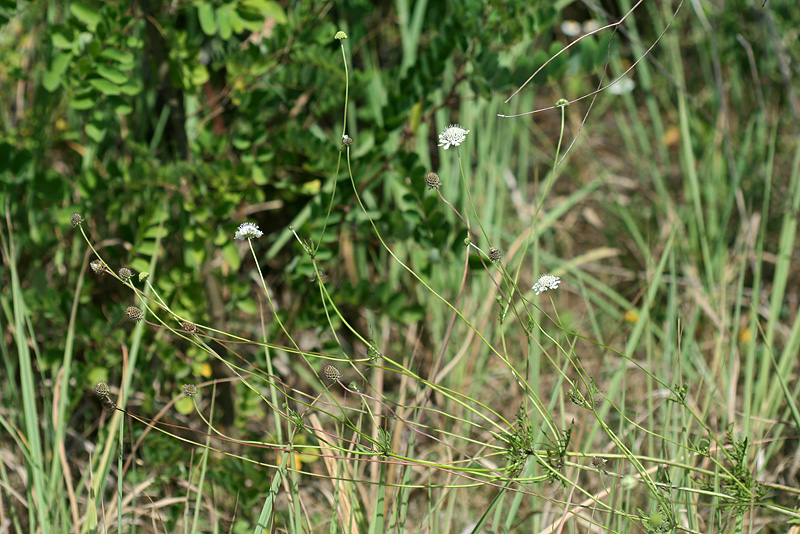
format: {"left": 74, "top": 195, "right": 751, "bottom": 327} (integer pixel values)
{"left": 254, "top": 450, "right": 290, "bottom": 534}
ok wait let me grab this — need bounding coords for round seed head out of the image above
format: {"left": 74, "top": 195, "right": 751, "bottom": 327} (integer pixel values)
{"left": 118, "top": 267, "right": 133, "bottom": 282}
{"left": 181, "top": 321, "right": 198, "bottom": 334}
{"left": 71, "top": 213, "right": 84, "bottom": 227}
{"left": 323, "top": 365, "right": 341, "bottom": 382}
{"left": 103, "top": 400, "right": 117, "bottom": 414}
{"left": 425, "top": 171, "right": 441, "bottom": 190}
{"left": 488, "top": 247, "right": 502, "bottom": 262}
{"left": 126, "top": 306, "right": 143, "bottom": 322}
{"left": 334, "top": 30, "right": 347, "bottom": 40}
{"left": 183, "top": 384, "right": 197, "bottom": 397}
{"left": 95, "top": 381, "right": 110, "bottom": 399}
{"left": 342, "top": 134, "right": 354, "bottom": 145}
{"left": 90, "top": 260, "right": 105, "bottom": 275}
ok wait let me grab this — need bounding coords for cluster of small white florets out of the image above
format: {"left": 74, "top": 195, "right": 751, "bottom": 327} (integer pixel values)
{"left": 532, "top": 274, "right": 560, "bottom": 295}
{"left": 438, "top": 124, "right": 470, "bottom": 150}
{"left": 234, "top": 222, "right": 263, "bottom": 240}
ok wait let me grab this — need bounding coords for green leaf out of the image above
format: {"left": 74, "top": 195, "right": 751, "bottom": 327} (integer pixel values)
{"left": 88, "top": 78, "right": 121, "bottom": 95}
{"left": 43, "top": 52, "right": 71, "bottom": 92}
{"left": 113, "top": 102, "right": 133, "bottom": 115}
{"left": 118, "top": 80, "right": 142, "bottom": 95}
{"left": 236, "top": 297, "right": 256, "bottom": 314}
{"left": 69, "top": 97, "right": 95, "bottom": 110}
{"left": 144, "top": 226, "right": 169, "bottom": 239}
{"left": 409, "top": 101, "right": 423, "bottom": 132}
{"left": 197, "top": 2, "right": 216, "bottom": 36}
{"left": 251, "top": 165, "right": 267, "bottom": 185}
{"left": 85, "top": 123, "right": 106, "bottom": 143}
{"left": 175, "top": 396, "right": 195, "bottom": 416}
{"left": 69, "top": 1, "right": 102, "bottom": 30}
{"left": 240, "top": 0, "right": 287, "bottom": 24}
{"left": 236, "top": 12, "right": 266, "bottom": 32}
{"left": 130, "top": 258, "right": 150, "bottom": 273}
{"left": 51, "top": 32, "right": 73, "bottom": 50}
{"left": 96, "top": 64, "right": 127, "bottom": 84}
{"left": 298, "top": 179, "right": 320, "bottom": 195}
{"left": 86, "top": 366, "right": 109, "bottom": 385}
{"left": 222, "top": 241, "right": 242, "bottom": 271}
{"left": 100, "top": 48, "right": 134, "bottom": 66}
{"left": 232, "top": 136, "right": 251, "bottom": 150}
{"left": 228, "top": 8, "right": 245, "bottom": 34}
{"left": 216, "top": 6, "right": 232, "bottom": 40}
{"left": 188, "top": 64, "right": 209, "bottom": 86}
{"left": 137, "top": 241, "right": 156, "bottom": 256}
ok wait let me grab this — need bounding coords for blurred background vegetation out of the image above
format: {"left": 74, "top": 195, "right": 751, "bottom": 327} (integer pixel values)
{"left": 2, "top": 0, "right": 800, "bottom": 532}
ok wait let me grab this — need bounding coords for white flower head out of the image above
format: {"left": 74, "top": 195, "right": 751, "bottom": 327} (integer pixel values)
{"left": 234, "top": 222, "right": 263, "bottom": 240}
{"left": 560, "top": 19, "right": 582, "bottom": 37}
{"left": 582, "top": 19, "right": 601, "bottom": 33}
{"left": 532, "top": 274, "right": 561, "bottom": 295}
{"left": 438, "top": 124, "right": 470, "bottom": 150}
{"left": 608, "top": 77, "right": 635, "bottom": 95}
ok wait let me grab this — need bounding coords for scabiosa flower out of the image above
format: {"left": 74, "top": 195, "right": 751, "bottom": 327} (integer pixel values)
{"left": 234, "top": 222, "right": 263, "bottom": 240}
{"left": 608, "top": 78, "right": 636, "bottom": 95}
{"left": 70, "top": 213, "right": 84, "bottom": 227}
{"left": 425, "top": 171, "right": 441, "bottom": 190}
{"left": 532, "top": 274, "right": 561, "bottom": 295}
{"left": 125, "top": 306, "right": 143, "bottom": 322}
{"left": 582, "top": 19, "right": 601, "bottom": 33}
{"left": 438, "top": 124, "right": 469, "bottom": 150}
{"left": 488, "top": 247, "right": 502, "bottom": 262}
{"left": 560, "top": 19, "right": 582, "bottom": 37}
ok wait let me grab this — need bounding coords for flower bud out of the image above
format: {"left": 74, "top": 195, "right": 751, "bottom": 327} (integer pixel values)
{"left": 323, "top": 365, "right": 341, "bottom": 382}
